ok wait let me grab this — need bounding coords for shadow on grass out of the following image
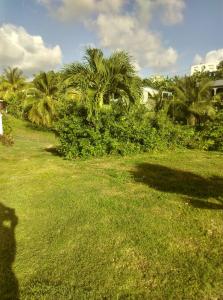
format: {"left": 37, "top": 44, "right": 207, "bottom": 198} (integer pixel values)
{"left": 25, "top": 122, "right": 49, "bottom": 132}
{"left": 131, "top": 163, "right": 223, "bottom": 210}
{"left": 0, "top": 203, "right": 19, "bottom": 299}
{"left": 44, "top": 146, "right": 61, "bottom": 157}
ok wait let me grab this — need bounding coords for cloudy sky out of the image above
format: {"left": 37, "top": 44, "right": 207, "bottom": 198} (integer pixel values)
{"left": 0, "top": 0, "right": 223, "bottom": 77}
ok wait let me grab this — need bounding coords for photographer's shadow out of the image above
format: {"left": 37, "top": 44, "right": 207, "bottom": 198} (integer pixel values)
{"left": 0, "top": 203, "right": 19, "bottom": 300}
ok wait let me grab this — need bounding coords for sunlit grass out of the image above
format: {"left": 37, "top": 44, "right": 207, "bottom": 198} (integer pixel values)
{"left": 0, "top": 117, "right": 223, "bottom": 299}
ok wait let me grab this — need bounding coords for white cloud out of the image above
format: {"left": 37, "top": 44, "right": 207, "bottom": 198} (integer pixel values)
{"left": 96, "top": 14, "right": 178, "bottom": 70}
{"left": 193, "top": 54, "right": 203, "bottom": 64}
{"left": 38, "top": 0, "right": 186, "bottom": 71}
{"left": 194, "top": 49, "right": 223, "bottom": 66}
{"left": 0, "top": 24, "right": 62, "bottom": 75}
{"left": 157, "top": 0, "right": 185, "bottom": 25}
{"left": 136, "top": 0, "right": 185, "bottom": 25}
{"left": 39, "top": 0, "right": 125, "bottom": 21}
{"left": 39, "top": 0, "right": 185, "bottom": 25}
{"left": 205, "top": 49, "right": 223, "bottom": 64}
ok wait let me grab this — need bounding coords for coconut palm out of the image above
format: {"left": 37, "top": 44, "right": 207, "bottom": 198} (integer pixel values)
{"left": 173, "top": 76, "right": 214, "bottom": 125}
{"left": 24, "top": 71, "right": 58, "bottom": 127}
{"left": 3, "top": 67, "right": 25, "bottom": 90}
{"left": 0, "top": 67, "right": 27, "bottom": 117}
{"left": 0, "top": 67, "right": 26, "bottom": 100}
{"left": 0, "top": 76, "right": 6, "bottom": 99}
{"left": 105, "top": 51, "right": 142, "bottom": 105}
{"left": 63, "top": 48, "right": 142, "bottom": 121}
{"left": 32, "top": 71, "right": 59, "bottom": 97}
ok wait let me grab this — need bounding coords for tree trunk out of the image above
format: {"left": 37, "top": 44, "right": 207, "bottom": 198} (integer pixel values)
{"left": 97, "top": 91, "right": 104, "bottom": 108}
{"left": 187, "top": 113, "right": 196, "bottom": 126}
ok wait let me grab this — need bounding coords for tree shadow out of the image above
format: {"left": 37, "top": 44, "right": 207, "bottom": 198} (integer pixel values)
{"left": 0, "top": 203, "right": 19, "bottom": 299}
{"left": 44, "top": 146, "right": 61, "bottom": 157}
{"left": 131, "top": 163, "right": 223, "bottom": 210}
{"left": 25, "top": 122, "right": 49, "bottom": 132}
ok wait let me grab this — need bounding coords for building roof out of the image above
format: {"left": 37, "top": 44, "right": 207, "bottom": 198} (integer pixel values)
{"left": 212, "top": 79, "right": 223, "bottom": 87}
{"left": 143, "top": 86, "right": 158, "bottom": 94}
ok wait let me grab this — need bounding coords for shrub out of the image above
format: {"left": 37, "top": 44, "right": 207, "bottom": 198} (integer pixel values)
{"left": 6, "top": 93, "right": 24, "bottom": 119}
{"left": 200, "top": 110, "right": 223, "bottom": 152}
{"left": 151, "top": 109, "right": 197, "bottom": 149}
{"left": 56, "top": 108, "right": 198, "bottom": 159}
{"left": 0, "top": 113, "right": 14, "bottom": 146}
{"left": 55, "top": 107, "right": 162, "bottom": 159}
{"left": 56, "top": 104, "right": 223, "bottom": 159}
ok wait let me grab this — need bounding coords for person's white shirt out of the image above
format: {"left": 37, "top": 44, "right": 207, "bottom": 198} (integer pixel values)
{"left": 0, "top": 112, "right": 3, "bottom": 135}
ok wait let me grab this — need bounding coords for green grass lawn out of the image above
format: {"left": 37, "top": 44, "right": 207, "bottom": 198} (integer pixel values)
{"left": 0, "top": 118, "right": 223, "bottom": 299}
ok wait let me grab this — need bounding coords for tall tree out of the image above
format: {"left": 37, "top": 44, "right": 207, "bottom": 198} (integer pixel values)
{"left": 63, "top": 48, "right": 142, "bottom": 121}
{"left": 173, "top": 76, "right": 214, "bottom": 125}
{"left": 215, "top": 60, "right": 223, "bottom": 79}
{"left": 217, "top": 60, "right": 223, "bottom": 71}
{"left": 0, "top": 67, "right": 25, "bottom": 100}
{"left": 24, "top": 71, "right": 58, "bottom": 127}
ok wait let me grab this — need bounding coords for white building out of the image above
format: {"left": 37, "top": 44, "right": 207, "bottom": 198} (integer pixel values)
{"left": 191, "top": 63, "right": 217, "bottom": 75}
{"left": 142, "top": 87, "right": 158, "bottom": 104}
{"left": 212, "top": 79, "right": 223, "bottom": 95}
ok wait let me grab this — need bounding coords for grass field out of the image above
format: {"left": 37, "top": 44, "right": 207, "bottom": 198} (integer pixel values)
{"left": 0, "top": 118, "right": 223, "bottom": 299}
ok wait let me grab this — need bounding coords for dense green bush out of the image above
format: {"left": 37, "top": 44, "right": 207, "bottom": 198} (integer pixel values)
{"left": 200, "top": 111, "right": 223, "bottom": 152}
{"left": 0, "top": 113, "right": 14, "bottom": 146}
{"left": 6, "top": 94, "right": 24, "bottom": 119}
{"left": 151, "top": 108, "right": 197, "bottom": 149}
{"left": 56, "top": 106, "right": 159, "bottom": 159}
{"left": 55, "top": 105, "right": 201, "bottom": 159}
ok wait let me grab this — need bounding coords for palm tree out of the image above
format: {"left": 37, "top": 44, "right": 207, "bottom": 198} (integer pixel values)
{"left": 0, "top": 67, "right": 25, "bottom": 100}
{"left": 24, "top": 71, "right": 58, "bottom": 127}
{"left": 32, "top": 71, "right": 59, "bottom": 97}
{"left": 3, "top": 67, "right": 25, "bottom": 90}
{"left": 63, "top": 48, "right": 142, "bottom": 121}
{"left": 173, "top": 76, "right": 214, "bottom": 125}
{"left": 105, "top": 51, "right": 142, "bottom": 106}
{"left": 0, "top": 67, "right": 27, "bottom": 117}
{"left": 0, "top": 75, "right": 6, "bottom": 99}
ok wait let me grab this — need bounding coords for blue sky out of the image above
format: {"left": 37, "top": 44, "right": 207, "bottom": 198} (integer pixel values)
{"left": 0, "top": 0, "right": 223, "bottom": 77}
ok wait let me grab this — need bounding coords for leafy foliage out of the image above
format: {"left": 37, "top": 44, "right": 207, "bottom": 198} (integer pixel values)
{"left": 56, "top": 106, "right": 155, "bottom": 159}
{"left": 0, "top": 48, "right": 223, "bottom": 157}
{"left": 23, "top": 71, "right": 58, "bottom": 127}
{"left": 55, "top": 103, "right": 199, "bottom": 159}
{"left": 173, "top": 76, "right": 214, "bottom": 125}
{"left": 0, "top": 67, "right": 26, "bottom": 118}
{"left": 63, "top": 48, "right": 142, "bottom": 122}
{"left": 200, "top": 110, "right": 223, "bottom": 151}
{"left": 0, "top": 113, "right": 14, "bottom": 146}
{"left": 1, "top": 67, "right": 25, "bottom": 93}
